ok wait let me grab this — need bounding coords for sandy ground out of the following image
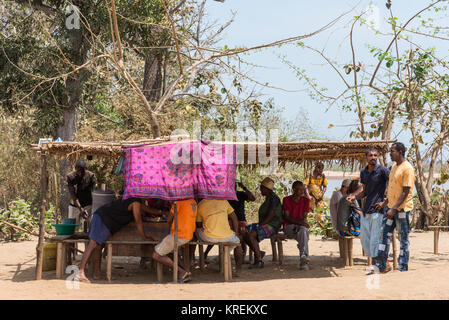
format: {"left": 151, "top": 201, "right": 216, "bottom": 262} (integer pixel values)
{"left": 1, "top": 231, "right": 449, "bottom": 300}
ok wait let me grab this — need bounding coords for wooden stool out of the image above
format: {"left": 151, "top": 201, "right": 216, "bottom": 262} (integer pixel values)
{"left": 248, "top": 233, "right": 287, "bottom": 265}
{"left": 338, "top": 236, "right": 355, "bottom": 267}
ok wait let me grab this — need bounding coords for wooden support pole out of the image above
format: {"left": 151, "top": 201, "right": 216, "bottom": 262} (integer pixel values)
{"left": 173, "top": 202, "right": 178, "bottom": 283}
{"left": 35, "top": 152, "right": 48, "bottom": 280}
{"left": 434, "top": 228, "right": 440, "bottom": 255}
{"left": 53, "top": 172, "right": 59, "bottom": 224}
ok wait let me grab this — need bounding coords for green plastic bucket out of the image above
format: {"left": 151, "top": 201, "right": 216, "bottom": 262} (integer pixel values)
{"left": 52, "top": 224, "right": 77, "bottom": 235}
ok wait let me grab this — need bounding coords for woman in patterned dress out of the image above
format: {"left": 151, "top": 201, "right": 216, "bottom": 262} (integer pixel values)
{"left": 304, "top": 162, "right": 328, "bottom": 227}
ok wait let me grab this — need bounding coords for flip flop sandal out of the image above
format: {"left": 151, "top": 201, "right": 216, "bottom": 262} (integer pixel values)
{"left": 177, "top": 276, "right": 192, "bottom": 283}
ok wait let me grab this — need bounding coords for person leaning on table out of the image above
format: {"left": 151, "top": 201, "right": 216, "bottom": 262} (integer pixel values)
{"left": 77, "top": 196, "right": 165, "bottom": 283}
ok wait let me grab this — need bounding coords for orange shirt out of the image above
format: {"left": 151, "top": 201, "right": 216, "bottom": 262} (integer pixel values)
{"left": 170, "top": 199, "right": 198, "bottom": 239}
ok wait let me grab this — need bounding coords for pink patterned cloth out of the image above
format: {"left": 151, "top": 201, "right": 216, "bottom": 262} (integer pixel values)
{"left": 122, "top": 141, "right": 237, "bottom": 201}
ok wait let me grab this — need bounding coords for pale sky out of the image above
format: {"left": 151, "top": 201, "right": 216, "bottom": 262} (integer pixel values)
{"left": 205, "top": 0, "right": 449, "bottom": 147}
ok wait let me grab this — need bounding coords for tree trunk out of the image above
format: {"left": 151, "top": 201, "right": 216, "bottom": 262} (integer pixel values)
{"left": 56, "top": 20, "right": 89, "bottom": 218}
{"left": 415, "top": 179, "right": 433, "bottom": 227}
{"left": 142, "top": 54, "right": 163, "bottom": 138}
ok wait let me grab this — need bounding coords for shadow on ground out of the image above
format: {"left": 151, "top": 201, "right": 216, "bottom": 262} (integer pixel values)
{"left": 8, "top": 251, "right": 370, "bottom": 285}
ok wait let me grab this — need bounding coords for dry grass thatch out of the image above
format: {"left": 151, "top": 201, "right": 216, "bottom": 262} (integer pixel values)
{"left": 30, "top": 137, "right": 394, "bottom": 167}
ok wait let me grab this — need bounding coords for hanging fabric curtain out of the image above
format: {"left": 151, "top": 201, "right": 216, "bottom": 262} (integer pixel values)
{"left": 122, "top": 140, "right": 237, "bottom": 201}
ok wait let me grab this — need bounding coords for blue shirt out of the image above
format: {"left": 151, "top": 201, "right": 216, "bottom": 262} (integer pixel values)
{"left": 360, "top": 164, "right": 390, "bottom": 214}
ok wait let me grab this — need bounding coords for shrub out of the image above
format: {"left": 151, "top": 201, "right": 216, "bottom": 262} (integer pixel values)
{"left": 0, "top": 199, "right": 55, "bottom": 241}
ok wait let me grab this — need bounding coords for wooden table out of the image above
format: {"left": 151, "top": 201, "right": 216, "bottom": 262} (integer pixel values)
{"left": 52, "top": 222, "right": 238, "bottom": 283}
{"left": 108, "top": 221, "right": 169, "bottom": 257}
{"left": 51, "top": 222, "right": 169, "bottom": 279}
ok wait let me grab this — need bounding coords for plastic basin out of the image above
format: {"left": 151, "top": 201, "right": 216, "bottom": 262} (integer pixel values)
{"left": 52, "top": 224, "right": 77, "bottom": 235}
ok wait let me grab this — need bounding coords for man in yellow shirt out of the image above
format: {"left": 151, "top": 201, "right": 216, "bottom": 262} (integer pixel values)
{"left": 196, "top": 199, "right": 243, "bottom": 273}
{"left": 375, "top": 142, "right": 415, "bottom": 273}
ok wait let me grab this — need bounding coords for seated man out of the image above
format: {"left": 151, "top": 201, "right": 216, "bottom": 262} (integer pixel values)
{"left": 196, "top": 199, "right": 243, "bottom": 274}
{"left": 78, "top": 196, "right": 157, "bottom": 282}
{"left": 242, "top": 177, "right": 283, "bottom": 269}
{"left": 203, "top": 181, "right": 255, "bottom": 262}
{"left": 152, "top": 199, "right": 197, "bottom": 283}
{"left": 282, "top": 181, "right": 311, "bottom": 270}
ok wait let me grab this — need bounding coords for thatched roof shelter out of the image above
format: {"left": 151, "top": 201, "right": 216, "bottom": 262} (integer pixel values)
{"left": 31, "top": 137, "right": 394, "bottom": 166}
{"left": 30, "top": 137, "right": 395, "bottom": 281}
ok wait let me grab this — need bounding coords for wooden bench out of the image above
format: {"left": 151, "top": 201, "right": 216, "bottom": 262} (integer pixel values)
{"left": 52, "top": 238, "right": 90, "bottom": 279}
{"left": 248, "top": 233, "right": 287, "bottom": 265}
{"left": 428, "top": 226, "right": 449, "bottom": 255}
{"left": 189, "top": 241, "right": 238, "bottom": 282}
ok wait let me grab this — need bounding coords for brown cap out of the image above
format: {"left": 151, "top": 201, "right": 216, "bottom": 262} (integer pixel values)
{"left": 260, "top": 177, "right": 275, "bottom": 190}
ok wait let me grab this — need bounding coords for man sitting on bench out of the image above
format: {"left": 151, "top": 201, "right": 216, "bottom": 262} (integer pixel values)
{"left": 152, "top": 199, "right": 198, "bottom": 283}
{"left": 242, "top": 177, "right": 283, "bottom": 269}
{"left": 196, "top": 199, "right": 243, "bottom": 275}
{"left": 78, "top": 197, "right": 158, "bottom": 282}
{"left": 282, "top": 181, "right": 312, "bottom": 270}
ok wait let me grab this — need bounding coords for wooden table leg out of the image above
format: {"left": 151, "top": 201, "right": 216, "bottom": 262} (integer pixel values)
{"left": 271, "top": 237, "right": 278, "bottom": 262}
{"left": 156, "top": 262, "right": 163, "bottom": 283}
{"left": 343, "top": 238, "right": 349, "bottom": 267}
{"left": 183, "top": 245, "right": 190, "bottom": 272}
{"left": 339, "top": 237, "right": 344, "bottom": 258}
{"left": 61, "top": 243, "right": 68, "bottom": 277}
{"left": 199, "top": 245, "right": 205, "bottom": 271}
{"left": 228, "top": 249, "right": 232, "bottom": 281}
{"left": 219, "top": 245, "right": 224, "bottom": 274}
{"left": 56, "top": 242, "right": 63, "bottom": 279}
{"left": 434, "top": 228, "right": 440, "bottom": 255}
{"left": 223, "top": 246, "right": 230, "bottom": 282}
{"left": 107, "top": 243, "right": 112, "bottom": 283}
{"left": 277, "top": 239, "right": 283, "bottom": 266}
{"left": 348, "top": 238, "right": 353, "bottom": 267}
